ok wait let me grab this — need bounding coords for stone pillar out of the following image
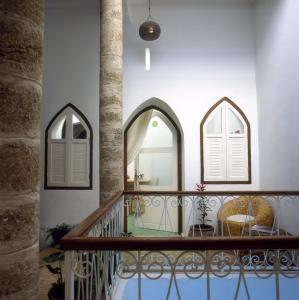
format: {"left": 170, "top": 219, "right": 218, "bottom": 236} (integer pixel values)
{"left": 100, "top": 0, "right": 123, "bottom": 206}
{"left": 0, "top": 0, "right": 43, "bottom": 299}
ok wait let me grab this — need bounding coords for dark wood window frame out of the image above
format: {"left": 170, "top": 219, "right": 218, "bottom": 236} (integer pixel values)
{"left": 124, "top": 105, "right": 183, "bottom": 233}
{"left": 44, "top": 103, "right": 93, "bottom": 190}
{"left": 200, "top": 97, "right": 252, "bottom": 184}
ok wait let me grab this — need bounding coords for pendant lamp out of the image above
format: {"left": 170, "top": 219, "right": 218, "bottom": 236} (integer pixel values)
{"left": 139, "top": 0, "right": 161, "bottom": 41}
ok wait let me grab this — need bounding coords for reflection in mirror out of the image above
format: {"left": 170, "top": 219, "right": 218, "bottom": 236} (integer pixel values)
{"left": 126, "top": 109, "right": 177, "bottom": 189}
{"left": 206, "top": 107, "right": 222, "bottom": 134}
{"left": 139, "top": 152, "right": 174, "bottom": 186}
{"left": 125, "top": 108, "right": 180, "bottom": 237}
{"left": 51, "top": 116, "right": 66, "bottom": 139}
{"left": 228, "top": 108, "right": 244, "bottom": 134}
{"left": 72, "top": 114, "right": 87, "bottom": 139}
{"left": 142, "top": 115, "right": 173, "bottom": 148}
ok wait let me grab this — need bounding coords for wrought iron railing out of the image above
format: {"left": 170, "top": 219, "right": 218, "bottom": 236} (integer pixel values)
{"left": 61, "top": 191, "right": 299, "bottom": 300}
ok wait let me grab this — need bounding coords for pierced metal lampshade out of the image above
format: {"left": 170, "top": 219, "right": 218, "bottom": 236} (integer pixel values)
{"left": 139, "top": 20, "right": 161, "bottom": 41}
{"left": 139, "top": 0, "right": 161, "bottom": 41}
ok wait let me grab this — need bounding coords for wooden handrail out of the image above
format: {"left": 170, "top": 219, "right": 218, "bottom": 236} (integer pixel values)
{"left": 124, "top": 191, "right": 299, "bottom": 196}
{"left": 61, "top": 190, "right": 299, "bottom": 251}
{"left": 61, "top": 236, "right": 299, "bottom": 251}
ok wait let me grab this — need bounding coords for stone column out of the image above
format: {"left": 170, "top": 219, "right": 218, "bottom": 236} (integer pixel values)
{"left": 0, "top": 0, "right": 43, "bottom": 299}
{"left": 100, "top": 0, "right": 123, "bottom": 206}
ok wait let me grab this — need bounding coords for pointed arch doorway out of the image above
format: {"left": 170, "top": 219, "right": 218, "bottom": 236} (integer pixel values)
{"left": 124, "top": 105, "right": 183, "bottom": 235}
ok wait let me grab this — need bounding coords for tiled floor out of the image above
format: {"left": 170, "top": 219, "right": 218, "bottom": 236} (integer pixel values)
{"left": 128, "top": 215, "right": 178, "bottom": 237}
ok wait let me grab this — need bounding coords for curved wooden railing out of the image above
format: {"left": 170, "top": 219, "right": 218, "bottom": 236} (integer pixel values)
{"left": 61, "top": 190, "right": 299, "bottom": 251}
{"left": 61, "top": 235, "right": 299, "bottom": 251}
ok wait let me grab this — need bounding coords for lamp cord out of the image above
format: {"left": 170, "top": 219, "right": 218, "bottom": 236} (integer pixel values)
{"left": 148, "top": 0, "right": 152, "bottom": 20}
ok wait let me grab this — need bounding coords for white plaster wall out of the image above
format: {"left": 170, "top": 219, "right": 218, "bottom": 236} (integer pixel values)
{"left": 40, "top": 4, "right": 100, "bottom": 247}
{"left": 276, "top": 197, "right": 299, "bottom": 235}
{"left": 39, "top": 0, "right": 299, "bottom": 242}
{"left": 255, "top": 0, "right": 299, "bottom": 190}
{"left": 124, "top": 3, "right": 260, "bottom": 191}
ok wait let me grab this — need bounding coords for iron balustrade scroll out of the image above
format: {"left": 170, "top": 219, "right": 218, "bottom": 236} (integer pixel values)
{"left": 61, "top": 191, "right": 299, "bottom": 300}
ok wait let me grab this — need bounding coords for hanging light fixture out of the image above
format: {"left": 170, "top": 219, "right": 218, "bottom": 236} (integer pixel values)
{"left": 139, "top": 0, "right": 161, "bottom": 41}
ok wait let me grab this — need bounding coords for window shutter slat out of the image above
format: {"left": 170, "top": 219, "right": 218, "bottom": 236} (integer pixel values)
{"left": 227, "top": 136, "right": 248, "bottom": 181}
{"left": 49, "top": 142, "right": 66, "bottom": 185}
{"left": 71, "top": 143, "right": 89, "bottom": 185}
{"left": 204, "top": 136, "right": 226, "bottom": 181}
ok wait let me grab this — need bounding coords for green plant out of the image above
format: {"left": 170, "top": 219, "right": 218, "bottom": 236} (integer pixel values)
{"left": 45, "top": 223, "right": 72, "bottom": 247}
{"left": 44, "top": 252, "right": 64, "bottom": 284}
{"left": 196, "top": 183, "right": 212, "bottom": 225}
{"left": 43, "top": 223, "right": 72, "bottom": 299}
{"left": 43, "top": 249, "right": 65, "bottom": 299}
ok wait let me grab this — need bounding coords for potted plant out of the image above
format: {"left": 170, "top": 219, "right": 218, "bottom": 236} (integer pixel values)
{"left": 44, "top": 252, "right": 65, "bottom": 300}
{"left": 43, "top": 223, "right": 72, "bottom": 300}
{"left": 188, "top": 184, "right": 214, "bottom": 237}
{"left": 45, "top": 223, "right": 72, "bottom": 246}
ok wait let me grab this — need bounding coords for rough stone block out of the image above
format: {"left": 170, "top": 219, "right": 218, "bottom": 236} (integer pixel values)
{"left": 100, "top": 111, "right": 122, "bottom": 125}
{"left": 0, "top": 139, "right": 40, "bottom": 192}
{"left": 0, "top": 0, "right": 44, "bottom": 26}
{"left": 0, "top": 193, "right": 39, "bottom": 255}
{"left": 100, "top": 176, "right": 123, "bottom": 193}
{"left": 0, "top": 244, "right": 39, "bottom": 300}
{"left": 100, "top": 128, "right": 123, "bottom": 146}
{"left": 0, "top": 78, "right": 41, "bottom": 138}
{"left": 100, "top": 147, "right": 123, "bottom": 163}
{"left": 0, "top": 18, "right": 43, "bottom": 82}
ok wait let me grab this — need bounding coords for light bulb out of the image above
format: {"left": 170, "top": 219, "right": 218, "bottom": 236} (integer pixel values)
{"left": 145, "top": 48, "right": 150, "bottom": 71}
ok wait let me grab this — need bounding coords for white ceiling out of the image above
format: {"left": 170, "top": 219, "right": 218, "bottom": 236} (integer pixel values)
{"left": 125, "top": 0, "right": 256, "bottom": 24}
{"left": 45, "top": 0, "right": 98, "bottom": 9}
{"left": 128, "top": 0, "right": 255, "bottom": 5}
{"left": 46, "top": 0, "right": 255, "bottom": 9}
{"left": 46, "top": 0, "right": 256, "bottom": 24}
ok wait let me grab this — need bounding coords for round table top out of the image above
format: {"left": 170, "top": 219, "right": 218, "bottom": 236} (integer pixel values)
{"left": 226, "top": 214, "right": 255, "bottom": 223}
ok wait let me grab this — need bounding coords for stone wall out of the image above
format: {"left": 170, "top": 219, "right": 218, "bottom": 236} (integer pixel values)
{"left": 0, "top": 0, "right": 43, "bottom": 298}
{"left": 100, "top": 0, "right": 123, "bottom": 205}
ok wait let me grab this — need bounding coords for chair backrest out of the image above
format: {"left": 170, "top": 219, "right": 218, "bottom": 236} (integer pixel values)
{"left": 219, "top": 196, "right": 274, "bottom": 223}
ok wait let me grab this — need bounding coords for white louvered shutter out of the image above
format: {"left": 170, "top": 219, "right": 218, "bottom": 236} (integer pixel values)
{"left": 49, "top": 142, "right": 66, "bottom": 185}
{"left": 203, "top": 104, "right": 226, "bottom": 181}
{"left": 204, "top": 136, "right": 226, "bottom": 181}
{"left": 70, "top": 142, "right": 89, "bottom": 186}
{"left": 227, "top": 135, "right": 248, "bottom": 181}
{"left": 203, "top": 101, "right": 249, "bottom": 182}
{"left": 47, "top": 107, "right": 91, "bottom": 188}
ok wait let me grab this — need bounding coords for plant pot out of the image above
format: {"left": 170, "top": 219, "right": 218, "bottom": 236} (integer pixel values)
{"left": 48, "top": 283, "right": 64, "bottom": 300}
{"left": 52, "top": 230, "right": 69, "bottom": 245}
{"left": 48, "top": 281, "right": 87, "bottom": 300}
{"left": 188, "top": 224, "right": 214, "bottom": 237}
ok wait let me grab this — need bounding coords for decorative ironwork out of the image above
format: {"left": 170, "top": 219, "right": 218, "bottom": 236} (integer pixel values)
{"left": 62, "top": 191, "right": 299, "bottom": 300}
{"left": 66, "top": 249, "right": 299, "bottom": 300}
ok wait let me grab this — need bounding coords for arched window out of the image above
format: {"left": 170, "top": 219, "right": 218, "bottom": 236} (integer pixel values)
{"left": 200, "top": 97, "right": 251, "bottom": 184}
{"left": 45, "top": 104, "right": 92, "bottom": 189}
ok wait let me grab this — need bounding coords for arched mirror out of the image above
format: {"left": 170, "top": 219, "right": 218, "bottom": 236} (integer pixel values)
{"left": 124, "top": 106, "right": 182, "bottom": 235}
{"left": 45, "top": 103, "right": 92, "bottom": 189}
{"left": 201, "top": 97, "right": 251, "bottom": 184}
